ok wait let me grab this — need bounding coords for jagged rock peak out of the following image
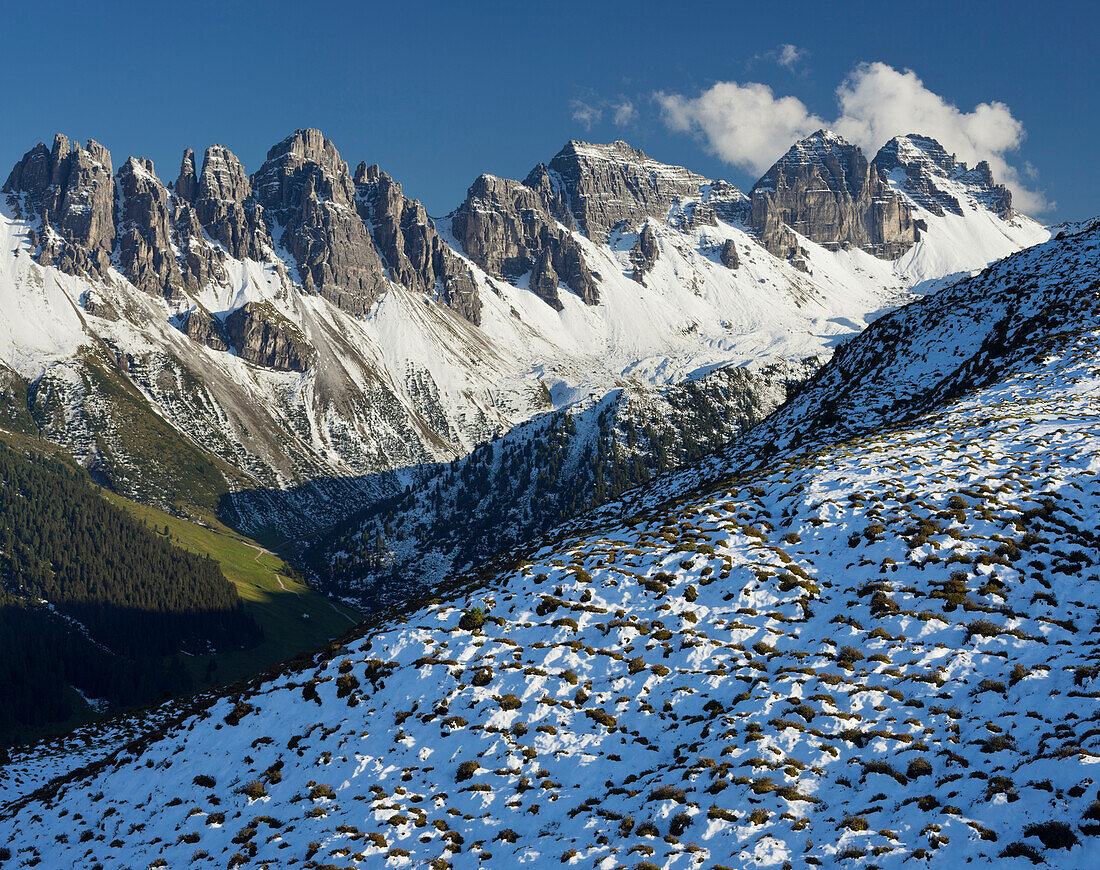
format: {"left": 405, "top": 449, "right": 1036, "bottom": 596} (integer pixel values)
{"left": 878, "top": 133, "right": 955, "bottom": 169}
{"left": 5, "top": 134, "right": 80, "bottom": 198}
{"left": 263, "top": 128, "right": 345, "bottom": 172}
{"left": 755, "top": 130, "right": 869, "bottom": 193}
{"left": 353, "top": 161, "right": 386, "bottom": 187}
{"left": 3, "top": 133, "right": 112, "bottom": 205}
{"left": 175, "top": 148, "right": 198, "bottom": 203}
{"left": 117, "top": 156, "right": 185, "bottom": 298}
{"left": 354, "top": 161, "right": 482, "bottom": 324}
{"left": 193, "top": 144, "right": 269, "bottom": 262}
{"left": 873, "top": 134, "right": 1013, "bottom": 219}
{"left": 198, "top": 144, "right": 252, "bottom": 204}
{"left": 2, "top": 141, "right": 52, "bottom": 197}
{"left": 448, "top": 138, "right": 728, "bottom": 309}
{"left": 253, "top": 128, "right": 386, "bottom": 315}
{"left": 543, "top": 139, "right": 711, "bottom": 239}
{"left": 3, "top": 133, "right": 116, "bottom": 276}
{"left": 254, "top": 128, "right": 358, "bottom": 213}
{"left": 120, "top": 155, "right": 159, "bottom": 180}
{"left": 749, "top": 129, "right": 915, "bottom": 261}
{"left": 547, "top": 139, "right": 705, "bottom": 182}
{"left": 450, "top": 171, "right": 598, "bottom": 310}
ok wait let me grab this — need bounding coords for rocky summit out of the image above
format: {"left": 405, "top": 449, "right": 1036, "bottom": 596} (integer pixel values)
{"left": 750, "top": 130, "right": 916, "bottom": 265}
{"left": 4, "top": 134, "right": 117, "bottom": 277}
{"left": 873, "top": 133, "right": 1015, "bottom": 219}
{"left": 354, "top": 163, "right": 481, "bottom": 323}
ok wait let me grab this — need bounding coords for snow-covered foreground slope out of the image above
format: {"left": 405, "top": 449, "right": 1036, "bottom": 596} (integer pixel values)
{"left": 3, "top": 229, "right": 1096, "bottom": 868}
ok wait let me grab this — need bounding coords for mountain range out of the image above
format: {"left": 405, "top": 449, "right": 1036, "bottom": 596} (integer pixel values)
{"left": 0, "top": 126, "right": 1047, "bottom": 552}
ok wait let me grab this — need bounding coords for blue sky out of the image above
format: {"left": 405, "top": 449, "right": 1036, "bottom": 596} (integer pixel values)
{"left": 3, "top": 0, "right": 1095, "bottom": 221}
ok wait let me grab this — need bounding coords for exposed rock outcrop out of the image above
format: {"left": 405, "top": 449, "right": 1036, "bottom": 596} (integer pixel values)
{"left": 354, "top": 163, "right": 481, "bottom": 324}
{"left": 194, "top": 145, "right": 270, "bottom": 261}
{"left": 719, "top": 239, "right": 739, "bottom": 269}
{"left": 450, "top": 140, "right": 744, "bottom": 306}
{"left": 116, "top": 158, "right": 184, "bottom": 297}
{"left": 253, "top": 129, "right": 386, "bottom": 316}
{"left": 450, "top": 174, "right": 554, "bottom": 278}
{"left": 528, "top": 248, "right": 561, "bottom": 307}
{"left": 630, "top": 222, "right": 659, "bottom": 283}
{"left": 545, "top": 140, "right": 708, "bottom": 240}
{"left": 177, "top": 307, "right": 229, "bottom": 351}
{"left": 3, "top": 134, "right": 116, "bottom": 277}
{"left": 171, "top": 198, "right": 224, "bottom": 293}
{"left": 224, "top": 302, "right": 311, "bottom": 372}
{"left": 873, "top": 134, "right": 1014, "bottom": 219}
{"left": 750, "top": 130, "right": 915, "bottom": 261}
{"left": 174, "top": 149, "right": 198, "bottom": 204}
{"left": 81, "top": 289, "right": 120, "bottom": 321}
{"left": 163, "top": 148, "right": 228, "bottom": 293}
{"left": 449, "top": 173, "right": 597, "bottom": 309}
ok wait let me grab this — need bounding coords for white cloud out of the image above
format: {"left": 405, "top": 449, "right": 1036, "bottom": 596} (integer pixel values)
{"left": 656, "top": 82, "right": 825, "bottom": 175}
{"left": 832, "top": 63, "right": 1045, "bottom": 211}
{"left": 749, "top": 43, "right": 808, "bottom": 73}
{"left": 612, "top": 101, "right": 637, "bottom": 127}
{"left": 656, "top": 62, "right": 1048, "bottom": 212}
{"left": 571, "top": 97, "right": 638, "bottom": 131}
{"left": 570, "top": 99, "right": 601, "bottom": 130}
{"left": 776, "top": 44, "right": 805, "bottom": 71}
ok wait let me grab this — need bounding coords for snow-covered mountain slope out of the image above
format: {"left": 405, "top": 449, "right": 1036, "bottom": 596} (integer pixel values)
{"left": 0, "top": 130, "right": 1048, "bottom": 536}
{"left": 742, "top": 216, "right": 1097, "bottom": 457}
{"left": 303, "top": 134, "right": 1052, "bottom": 596}
{"left": 875, "top": 134, "right": 1049, "bottom": 293}
{"left": 3, "top": 224, "right": 1095, "bottom": 869}
{"left": 312, "top": 357, "right": 815, "bottom": 604}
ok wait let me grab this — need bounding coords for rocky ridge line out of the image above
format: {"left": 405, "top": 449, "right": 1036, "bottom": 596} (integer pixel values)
{"left": 749, "top": 129, "right": 916, "bottom": 265}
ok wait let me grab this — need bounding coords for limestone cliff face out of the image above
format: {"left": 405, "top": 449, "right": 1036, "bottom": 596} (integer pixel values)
{"left": 166, "top": 149, "right": 226, "bottom": 294}
{"left": 873, "top": 134, "right": 1014, "bottom": 219}
{"left": 190, "top": 145, "right": 271, "bottom": 264}
{"left": 253, "top": 129, "right": 387, "bottom": 316}
{"left": 3, "top": 134, "right": 117, "bottom": 277}
{"left": 545, "top": 140, "right": 710, "bottom": 240}
{"left": 224, "top": 302, "right": 312, "bottom": 372}
{"left": 630, "top": 222, "right": 660, "bottom": 284}
{"left": 719, "top": 239, "right": 739, "bottom": 269}
{"left": 448, "top": 140, "right": 748, "bottom": 306}
{"left": 449, "top": 173, "right": 597, "bottom": 310}
{"left": 116, "top": 158, "right": 184, "bottom": 298}
{"left": 749, "top": 130, "right": 916, "bottom": 261}
{"left": 174, "top": 148, "right": 199, "bottom": 204}
{"left": 354, "top": 163, "right": 481, "bottom": 324}
{"left": 178, "top": 307, "right": 229, "bottom": 351}
{"left": 4, "top": 127, "right": 489, "bottom": 348}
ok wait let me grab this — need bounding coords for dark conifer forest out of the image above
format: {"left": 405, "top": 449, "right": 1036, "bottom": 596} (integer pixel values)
{"left": 0, "top": 442, "right": 261, "bottom": 744}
